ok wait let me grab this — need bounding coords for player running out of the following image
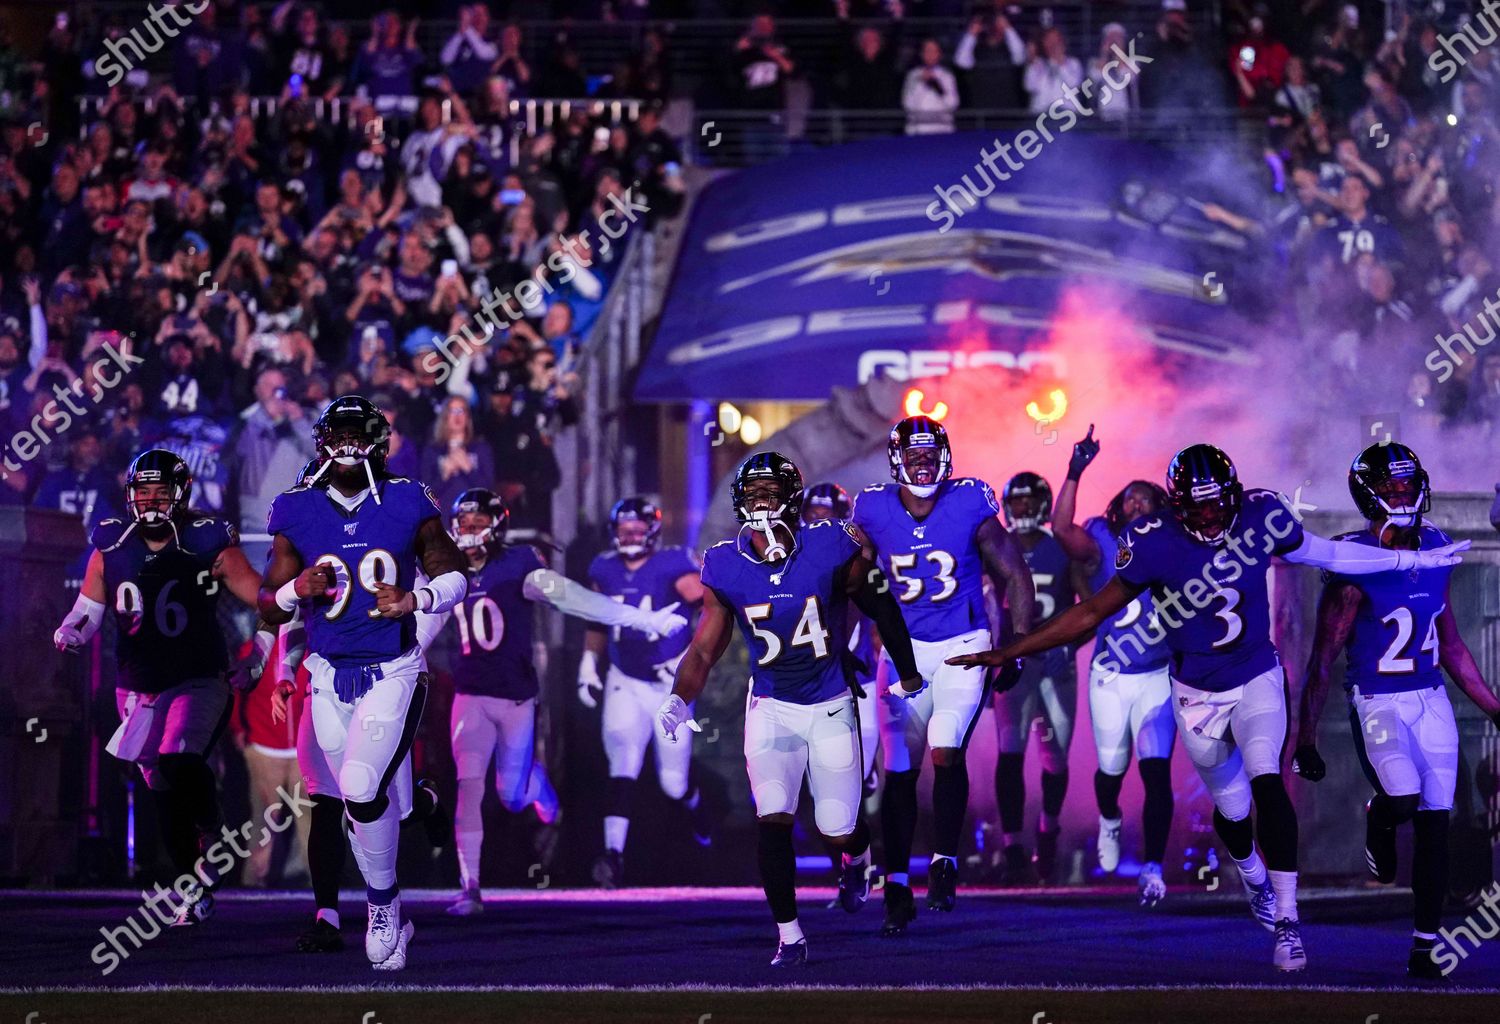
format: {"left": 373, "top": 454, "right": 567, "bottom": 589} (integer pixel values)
{"left": 437, "top": 488, "right": 689, "bottom": 914}
{"left": 581, "top": 496, "right": 710, "bottom": 888}
{"left": 657, "top": 452, "right": 922, "bottom": 966}
{"left": 1049, "top": 427, "right": 1178, "bottom": 905}
{"left": 851, "top": 416, "right": 1034, "bottom": 933}
{"left": 259, "top": 395, "right": 471, "bottom": 971}
{"left": 948, "top": 443, "right": 1469, "bottom": 972}
{"left": 55, "top": 449, "right": 264, "bottom": 926}
{"left": 1294, "top": 442, "right": 1500, "bottom": 979}
{"left": 993, "top": 468, "right": 1083, "bottom": 885}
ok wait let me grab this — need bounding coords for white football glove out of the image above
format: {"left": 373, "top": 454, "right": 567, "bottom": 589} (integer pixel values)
{"left": 656, "top": 693, "right": 700, "bottom": 742}
{"left": 578, "top": 650, "right": 604, "bottom": 709}
{"left": 1413, "top": 540, "right": 1470, "bottom": 569}
{"left": 625, "top": 600, "right": 688, "bottom": 641}
{"left": 886, "top": 675, "right": 929, "bottom": 701}
{"left": 53, "top": 625, "right": 84, "bottom": 654}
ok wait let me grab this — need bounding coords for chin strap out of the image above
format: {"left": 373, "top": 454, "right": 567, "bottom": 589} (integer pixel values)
{"left": 741, "top": 518, "right": 794, "bottom": 562}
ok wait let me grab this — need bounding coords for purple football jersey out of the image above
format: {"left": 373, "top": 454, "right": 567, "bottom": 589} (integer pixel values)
{"left": 1114, "top": 489, "right": 1305, "bottom": 692}
{"left": 852, "top": 479, "right": 997, "bottom": 642}
{"left": 266, "top": 478, "right": 442, "bottom": 668}
{"left": 93, "top": 515, "right": 238, "bottom": 693}
{"left": 701, "top": 520, "right": 861, "bottom": 705}
{"left": 1328, "top": 525, "right": 1453, "bottom": 695}
{"left": 450, "top": 545, "right": 545, "bottom": 700}
{"left": 588, "top": 546, "right": 699, "bottom": 680}
{"left": 1084, "top": 516, "right": 1170, "bottom": 675}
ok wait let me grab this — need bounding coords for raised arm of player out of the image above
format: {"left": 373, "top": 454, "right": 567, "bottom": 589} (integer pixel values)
{"left": 212, "top": 544, "right": 264, "bottom": 607}
{"left": 1292, "top": 580, "right": 1362, "bottom": 781}
{"left": 54, "top": 548, "right": 107, "bottom": 653}
{"left": 1436, "top": 598, "right": 1500, "bottom": 727}
{"left": 1052, "top": 425, "right": 1102, "bottom": 572}
{"left": 658, "top": 585, "right": 735, "bottom": 741}
{"left": 524, "top": 567, "right": 687, "bottom": 636}
{"left": 977, "top": 517, "right": 1036, "bottom": 636}
{"left": 844, "top": 552, "right": 922, "bottom": 694}
{"left": 947, "top": 574, "right": 1141, "bottom": 668}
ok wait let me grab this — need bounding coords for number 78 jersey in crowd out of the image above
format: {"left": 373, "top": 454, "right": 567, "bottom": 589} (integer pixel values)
{"left": 851, "top": 478, "right": 998, "bottom": 642}
{"left": 1114, "top": 489, "right": 1305, "bottom": 692}
{"left": 701, "top": 521, "right": 861, "bottom": 705}
{"left": 266, "top": 478, "right": 441, "bottom": 668}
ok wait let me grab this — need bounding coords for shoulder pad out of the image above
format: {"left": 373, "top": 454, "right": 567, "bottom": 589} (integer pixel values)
{"left": 90, "top": 517, "right": 129, "bottom": 551}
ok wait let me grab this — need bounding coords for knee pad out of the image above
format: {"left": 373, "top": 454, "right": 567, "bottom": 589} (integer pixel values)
{"left": 1213, "top": 771, "right": 1253, "bottom": 822}
{"left": 345, "top": 792, "right": 390, "bottom": 824}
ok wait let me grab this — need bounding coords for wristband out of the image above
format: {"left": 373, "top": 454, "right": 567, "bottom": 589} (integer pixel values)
{"left": 416, "top": 587, "right": 434, "bottom": 613}
{"left": 275, "top": 578, "right": 301, "bottom": 612}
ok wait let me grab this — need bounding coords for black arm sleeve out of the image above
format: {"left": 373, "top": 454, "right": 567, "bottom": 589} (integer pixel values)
{"left": 850, "top": 565, "right": 919, "bottom": 683}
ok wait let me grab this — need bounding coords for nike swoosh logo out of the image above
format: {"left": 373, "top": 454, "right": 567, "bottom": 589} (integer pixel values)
{"left": 827, "top": 708, "right": 841, "bottom": 716}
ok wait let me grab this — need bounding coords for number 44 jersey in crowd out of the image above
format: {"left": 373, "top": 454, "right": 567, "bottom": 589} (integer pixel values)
{"left": 91, "top": 515, "right": 239, "bottom": 693}
{"left": 266, "top": 478, "right": 441, "bottom": 669}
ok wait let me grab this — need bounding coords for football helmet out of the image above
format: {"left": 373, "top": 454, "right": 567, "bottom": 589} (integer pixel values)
{"left": 610, "top": 496, "right": 663, "bottom": 558}
{"left": 1349, "top": 442, "right": 1430, "bottom": 536}
{"left": 312, "top": 395, "right": 391, "bottom": 497}
{"left": 800, "top": 482, "right": 851, "bottom": 524}
{"left": 733, "top": 452, "right": 804, "bottom": 560}
{"left": 1002, "top": 472, "right": 1053, "bottom": 531}
{"left": 888, "top": 416, "right": 952, "bottom": 498}
{"left": 125, "top": 449, "right": 193, "bottom": 525}
{"left": 450, "top": 488, "right": 509, "bottom": 552}
{"left": 1166, "top": 444, "right": 1243, "bottom": 545}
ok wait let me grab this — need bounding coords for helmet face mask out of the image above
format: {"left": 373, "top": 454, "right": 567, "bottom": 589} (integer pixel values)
{"left": 1166, "top": 444, "right": 1243, "bottom": 546}
{"left": 452, "top": 511, "right": 497, "bottom": 551}
{"left": 129, "top": 481, "right": 178, "bottom": 525}
{"left": 888, "top": 417, "right": 952, "bottom": 498}
{"left": 313, "top": 396, "right": 391, "bottom": 497}
{"left": 610, "top": 496, "right": 663, "bottom": 559}
{"left": 449, "top": 488, "right": 508, "bottom": 554}
{"left": 125, "top": 450, "right": 192, "bottom": 526}
{"left": 799, "top": 482, "right": 851, "bottom": 525}
{"left": 732, "top": 452, "right": 804, "bottom": 561}
{"left": 1002, "top": 472, "right": 1052, "bottom": 532}
{"left": 1349, "top": 442, "right": 1430, "bottom": 537}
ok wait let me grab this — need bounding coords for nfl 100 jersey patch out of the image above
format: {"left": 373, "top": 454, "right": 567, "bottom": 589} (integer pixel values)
{"left": 1329, "top": 525, "right": 1454, "bottom": 696}
{"left": 702, "top": 521, "right": 860, "bottom": 706}
{"left": 851, "top": 478, "right": 996, "bottom": 643}
{"left": 450, "top": 545, "right": 545, "bottom": 701}
{"left": 588, "top": 546, "right": 699, "bottom": 681}
{"left": 266, "top": 478, "right": 441, "bottom": 668}
{"left": 92, "top": 515, "right": 238, "bottom": 693}
{"left": 1114, "top": 489, "right": 1305, "bottom": 693}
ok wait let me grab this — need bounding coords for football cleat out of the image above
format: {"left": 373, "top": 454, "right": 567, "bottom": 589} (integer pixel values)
{"left": 770, "top": 938, "right": 808, "bottom": 967}
{"left": 446, "top": 887, "right": 484, "bottom": 916}
{"left": 1273, "top": 918, "right": 1306, "bottom": 972}
{"left": 365, "top": 897, "right": 403, "bottom": 964}
{"left": 879, "top": 881, "right": 917, "bottom": 937}
{"left": 1242, "top": 874, "right": 1279, "bottom": 933}
{"left": 592, "top": 850, "right": 624, "bottom": 890}
{"left": 1097, "top": 816, "right": 1123, "bottom": 873}
{"left": 1408, "top": 939, "right": 1446, "bottom": 981}
{"left": 372, "top": 920, "right": 414, "bottom": 972}
{"left": 417, "top": 777, "right": 452, "bottom": 849}
{"left": 295, "top": 918, "right": 344, "bottom": 952}
{"left": 997, "top": 844, "right": 1036, "bottom": 887}
{"left": 1365, "top": 799, "right": 1398, "bottom": 884}
{"left": 170, "top": 888, "right": 215, "bottom": 927}
{"left": 926, "top": 858, "right": 958, "bottom": 912}
{"left": 1033, "top": 830, "right": 1059, "bottom": 884}
{"left": 1138, "top": 862, "right": 1167, "bottom": 907}
{"left": 689, "top": 796, "right": 715, "bottom": 848}
{"left": 837, "top": 856, "right": 871, "bottom": 914}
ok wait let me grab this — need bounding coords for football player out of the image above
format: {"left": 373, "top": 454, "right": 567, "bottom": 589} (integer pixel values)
{"left": 581, "top": 496, "right": 710, "bottom": 888}
{"left": 948, "top": 443, "right": 1469, "bottom": 972}
{"left": 1294, "top": 443, "right": 1500, "bottom": 979}
{"left": 993, "top": 468, "right": 1084, "bottom": 884}
{"left": 259, "top": 395, "right": 471, "bottom": 971}
{"left": 1049, "top": 427, "right": 1177, "bottom": 905}
{"left": 851, "top": 416, "right": 1034, "bottom": 933}
{"left": 657, "top": 452, "right": 922, "bottom": 966}
{"left": 54, "top": 449, "right": 265, "bottom": 925}
{"left": 436, "top": 488, "right": 689, "bottom": 914}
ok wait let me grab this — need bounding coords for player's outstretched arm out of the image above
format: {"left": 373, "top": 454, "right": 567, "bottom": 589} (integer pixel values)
{"left": 1282, "top": 532, "right": 1470, "bottom": 573}
{"left": 524, "top": 567, "right": 687, "bottom": 636}
{"left": 214, "top": 544, "right": 265, "bottom": 607}
{"left": 946, "top": 575, "right": 1139, "bottom": 668}
{"left": 1292, "top": 580, "right": 1362, "bottom": 781}
{"left": 977, "top": 517, "right": 1036, "bottom": 635}
{"left": 54, "top": 549, "right": 107, "bottom": 653}
{"left": 844, "top": 553, "right": 922, "bottom": 695}
{"left": 658, "top": 587, "right": 734, "bottom": 741}
{"left": 1053, "top": 425, "right": 1103, "bottom": 571}
{"left": 1436, "top": 599, "right": 1500, "bottom": 727}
